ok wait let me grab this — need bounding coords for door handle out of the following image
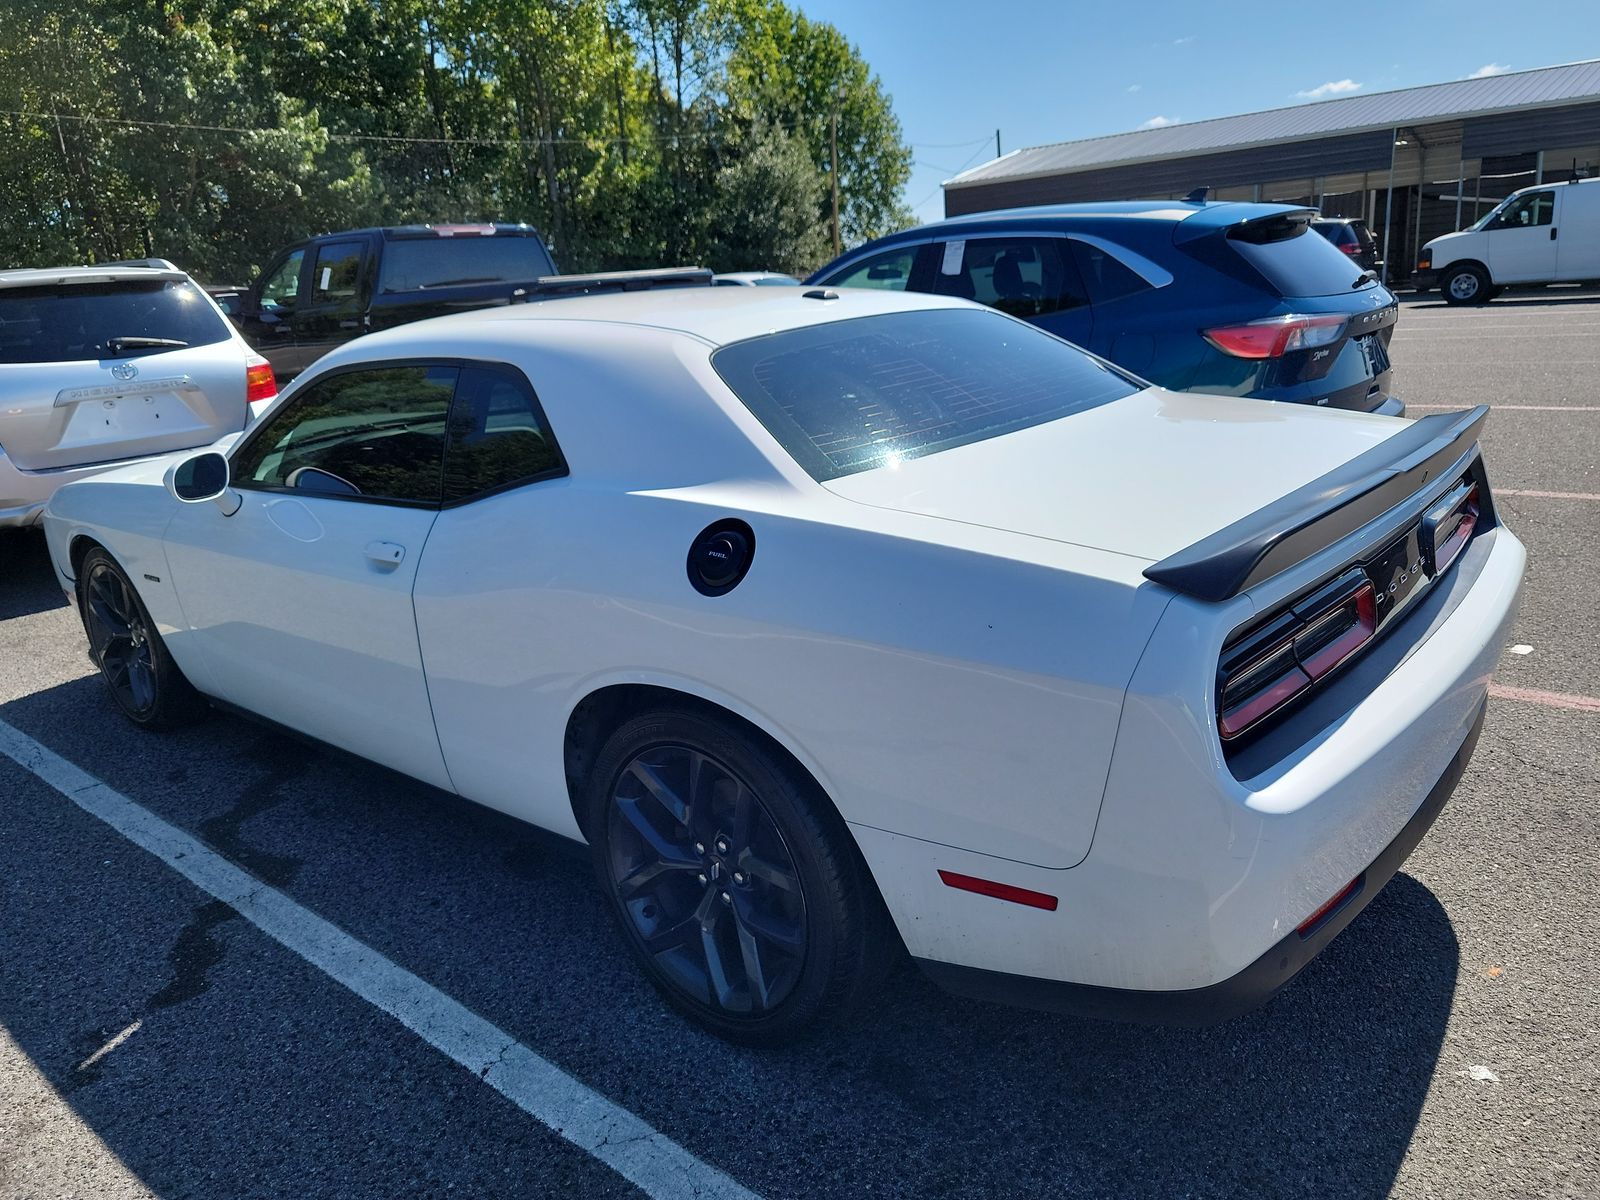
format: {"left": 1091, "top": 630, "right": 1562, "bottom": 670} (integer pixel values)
{"left": 338, "top": 319, "right": 361, "bottom": 329}
{"left": 1551, "top": 226, "right": 1559, "bottom": 240}
{"left": 364, "top": 541, "right": 406, "bottom": 567}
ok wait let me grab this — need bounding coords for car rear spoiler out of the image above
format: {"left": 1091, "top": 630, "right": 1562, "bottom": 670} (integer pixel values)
{"left": 512, "top": 266, "right": 713, "bottom": 301}
{"left": 1144, "top": 406, "right": 1490, "bottom": 602}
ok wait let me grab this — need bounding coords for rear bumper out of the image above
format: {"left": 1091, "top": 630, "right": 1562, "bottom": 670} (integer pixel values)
{"left": 917, "top": 698, "right": 1484, "bottom": 1025}
{"left": 0, "top": 449, "right": 161, "bottom": 529}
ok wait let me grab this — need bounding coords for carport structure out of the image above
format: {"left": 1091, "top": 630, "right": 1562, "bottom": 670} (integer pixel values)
{"left": 943, "top": 60, "right": 1600, "bottom": 286}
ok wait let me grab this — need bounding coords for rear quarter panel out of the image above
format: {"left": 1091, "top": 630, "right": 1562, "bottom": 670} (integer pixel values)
{"left": 412, "top": 478, "right": 1167, "bottom": 869}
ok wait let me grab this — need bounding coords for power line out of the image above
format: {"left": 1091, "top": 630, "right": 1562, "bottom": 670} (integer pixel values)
{"left": 908, "top": 140, "right": 993, "bottom": 214}
{"left": 0, "top": 107, "right": 809, "bottom": 148}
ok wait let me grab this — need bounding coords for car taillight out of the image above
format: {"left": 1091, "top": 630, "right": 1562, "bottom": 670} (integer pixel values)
{"left": 1422, "top": 482, "right": 1480, "bottom": 578}
{"left": 1202, "top": 313, "right": 1349, "bottom": 359}
{"left": 246, "top": 357, "right": 277, "bottom": 405}
{"left": 1336, "top": 242, "right": 1363, "bottom": 256}
{"left": 1217, "top": 569, "right": 1377, "bottom": 741}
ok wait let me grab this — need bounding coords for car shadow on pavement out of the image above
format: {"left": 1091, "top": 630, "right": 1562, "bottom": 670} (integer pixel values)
{"left": 0, "top": 531, "right": 69, "bottom": 620}
{"left": 0, "top": 676, "right": 1460, "bottom": 1199}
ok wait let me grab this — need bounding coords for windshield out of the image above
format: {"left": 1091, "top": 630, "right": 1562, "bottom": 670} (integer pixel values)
{"left": 0, "top": 279, "right": 231, "bottom": 364}
{"left": 377, "top": 236, "right": 556, "bottom": 293}
{"left": 711, "top": 308, "right": 1141, "bottom": 481}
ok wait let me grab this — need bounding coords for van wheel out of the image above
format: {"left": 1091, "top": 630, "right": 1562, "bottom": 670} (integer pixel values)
{"left": 1443, "top": 264, "right": 1491, "bottom": 305}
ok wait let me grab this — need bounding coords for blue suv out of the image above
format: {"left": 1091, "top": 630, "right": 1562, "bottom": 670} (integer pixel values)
{"left": 807, "top": 201, "right": 1403, "bottom": 416}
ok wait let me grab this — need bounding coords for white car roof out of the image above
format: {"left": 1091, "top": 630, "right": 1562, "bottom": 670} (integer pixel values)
{"left": 0, "top": 264, "right": 189, "bottom": 290}
{"left": 353, "top": 284, "right": 974, "bottom": 353}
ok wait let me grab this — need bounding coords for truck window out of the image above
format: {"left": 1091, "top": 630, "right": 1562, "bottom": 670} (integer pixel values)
{"left": 259, "top": 249, "right": 305, "bottom": 311}
{"left": 311, "top": 241, "right": 365, "bottom": 304}
{"left": 377, "top": 237, "right": 557, "bottom": 293}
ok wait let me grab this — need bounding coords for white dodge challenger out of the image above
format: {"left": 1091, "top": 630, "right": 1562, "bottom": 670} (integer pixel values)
{"left": 42, "top": 286, "right": 1525, "bottom": 1042}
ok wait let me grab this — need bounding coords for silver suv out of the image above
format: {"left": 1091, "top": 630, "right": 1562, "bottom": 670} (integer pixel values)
{"left": 0, "top": 259, "right": 276, "bottom": 529}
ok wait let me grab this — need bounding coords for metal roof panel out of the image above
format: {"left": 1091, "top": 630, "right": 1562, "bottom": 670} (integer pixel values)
{"left": 949, "top": 60, "right": 1600, "bottom": 189}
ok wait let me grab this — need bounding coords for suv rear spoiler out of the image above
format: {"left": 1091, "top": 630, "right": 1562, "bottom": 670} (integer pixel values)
{"left": 1145, "top": 406, "right": 1490, "bottom": 602}
{"left": 513, "top": 266, "right": 713, "bottom": 301}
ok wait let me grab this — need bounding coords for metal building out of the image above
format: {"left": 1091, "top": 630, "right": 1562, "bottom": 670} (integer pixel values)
{"left": 943, "top": 60, "right": 1600, "bottom": 285}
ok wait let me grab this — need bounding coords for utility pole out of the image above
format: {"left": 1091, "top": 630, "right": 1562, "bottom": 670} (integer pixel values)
{"left": 830, "top": 110, "right": 841, "bottom": 257}
{"left": 995, "top": 129, "right": 1002, "bottom": 159}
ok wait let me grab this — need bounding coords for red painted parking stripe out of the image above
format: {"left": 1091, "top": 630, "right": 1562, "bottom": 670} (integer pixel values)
{"left": 1496, "top": 488, "right": 1600, "bottom": 501}
{"left": 1488, "top": 684, "right": 1600, "bottom": 713}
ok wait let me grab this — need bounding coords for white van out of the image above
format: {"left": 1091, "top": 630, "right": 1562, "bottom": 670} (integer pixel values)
{"left": 1416, "top": 176, "right": 1600, "bottom": 304}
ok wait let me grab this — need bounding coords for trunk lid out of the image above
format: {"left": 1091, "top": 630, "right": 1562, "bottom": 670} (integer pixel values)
{"left": 822, "top": 388, "right": 1406, "bottom": 564}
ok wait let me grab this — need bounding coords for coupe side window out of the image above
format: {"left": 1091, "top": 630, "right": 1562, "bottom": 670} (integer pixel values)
{"left": 310, "top": 241, "right": 365, "bottom": 303}
{"left": 442, "top": 364, "right": 567, "bottom": 502}
{"left": 824, "top": 247, "right": 920, "bottom": 291}
{"left": 259, "top": 249, "right": 305, "bottom": 311}
{"left": 931, "top": 238, "right": 1087, "bottom": 318}
{"left": 231, "top": 364, "right": 457, "bottom": 504}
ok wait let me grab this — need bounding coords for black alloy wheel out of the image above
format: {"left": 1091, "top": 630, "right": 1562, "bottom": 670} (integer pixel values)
{"left": 586, "top": 707, "right": 896, "bottom": 1044}
{"left": 79, "top": 548, "right": 207, "bottom": 730}
{"left": 607, "top": 744, "right": 807, "bottom": 1014}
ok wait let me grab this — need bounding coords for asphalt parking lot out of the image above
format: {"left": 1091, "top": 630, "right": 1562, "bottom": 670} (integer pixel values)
{"left": 2, "top": 293, "right": 1597, "bottom": 1200}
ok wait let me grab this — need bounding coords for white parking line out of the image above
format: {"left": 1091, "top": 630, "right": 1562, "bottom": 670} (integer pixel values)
{"left": 0, "top": 718, "right": 759, "bottom": 1200}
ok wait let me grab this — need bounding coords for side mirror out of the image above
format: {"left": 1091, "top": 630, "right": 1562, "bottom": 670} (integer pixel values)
{"left": 165, "top": 452, "right": 241, "bottom": 515}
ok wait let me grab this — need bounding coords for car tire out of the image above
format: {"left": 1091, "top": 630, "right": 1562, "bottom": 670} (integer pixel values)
{"left": 78, "top": 547, "right": 208, "bottom": 731}
{"left": 1442, "top": 264, "right": 1492, "bottom": 305}
{"left": 584, "top": 706, "right": 896, "bottom": 1044}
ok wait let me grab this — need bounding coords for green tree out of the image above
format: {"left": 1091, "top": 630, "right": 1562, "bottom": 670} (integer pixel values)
{"left": 722, "top": 0, "right": 913, "bottom": 247}
{"left": 708, "top": 119, "right": 828, "bottom": 273}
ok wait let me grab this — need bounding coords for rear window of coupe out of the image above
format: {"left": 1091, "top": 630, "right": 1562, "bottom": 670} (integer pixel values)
{"left": 711, "top": 308, "right": 1140, "bottom": 481}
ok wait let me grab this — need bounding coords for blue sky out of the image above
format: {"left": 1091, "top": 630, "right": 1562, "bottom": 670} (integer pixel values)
{"left": 793, "top": 0, "right": 1600, "bottom": 223}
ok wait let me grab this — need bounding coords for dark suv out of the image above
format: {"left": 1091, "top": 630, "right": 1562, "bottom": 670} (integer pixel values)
{"left": 808, "top": 201, "right": 1402, "bottom": 416}
{"left": 1312, "top": 218, "right": 1382, "bottom": 274}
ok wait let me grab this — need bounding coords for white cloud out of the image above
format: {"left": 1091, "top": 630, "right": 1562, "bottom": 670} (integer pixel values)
{"left": 1126, "top": 83, "right": 1142, "bottom": 93}
{"left": 1296, "top": 78, "right": 1362, "bottom": 99}
{"left": 1173, "top": 36, "right": 1195, "bottom": 45}
{"left": 1141, "top": 115, "right": 1175, "bottom": 128}
{"left": 1468, "top": 63, "right": 1510, "bottom": 78}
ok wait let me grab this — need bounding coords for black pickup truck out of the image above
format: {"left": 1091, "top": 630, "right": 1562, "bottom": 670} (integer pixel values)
{"left": 224, "top": 223, "right": 708, "bottom": 379}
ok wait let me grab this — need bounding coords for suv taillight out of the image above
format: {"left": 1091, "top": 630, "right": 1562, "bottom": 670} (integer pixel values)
{"left": 1202, "top": 314, "right": 1349, "bottom": 359}
{"left": 1336, "top": 242, "right": 1363, "bottom": 256}
{"left": 1217, "top": 569, "right": 1377, "bottom": 741}
{"left": 246, "top": 356, "right": 277, "bottom": 405}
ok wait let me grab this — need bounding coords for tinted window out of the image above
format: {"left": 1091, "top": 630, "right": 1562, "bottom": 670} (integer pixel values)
{"left": 1228, "top": 220, "right": 1373, "bottom": 298}
{"left": 824, "top": 247, "right": 918, "bottom": 291}
{"left": 0, "top": 280, "right": 232, "bottom": 364}
{"left": 260, "top": 250, "right": 304, "bottom": 310}
{"left": 443, "top": 364, "right": 565, "bottom": 501}
{"left": 377, "top": 237, "right": 557, "bottom": 293}
{"left": 1492, "top": 190, "right": 1555, "bottom": 229}
{"left": 1071, "top": 241, "right": 1154, "bottom": 304}
{"left": 712, "top": 308, "right": 1140, "bottom": 481}
{"left": 311, "top": 241, "right": 364, "bottom": 304}
{"left": 232, "top": 364, "right": 456, "bottom": 504}
{"left": 930, "top": 237, "right": 1087, "bottom": 318}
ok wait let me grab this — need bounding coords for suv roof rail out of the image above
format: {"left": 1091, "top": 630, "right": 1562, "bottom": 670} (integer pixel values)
{"left": 101, "top": 257, "right": 180, "bottom": 271}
